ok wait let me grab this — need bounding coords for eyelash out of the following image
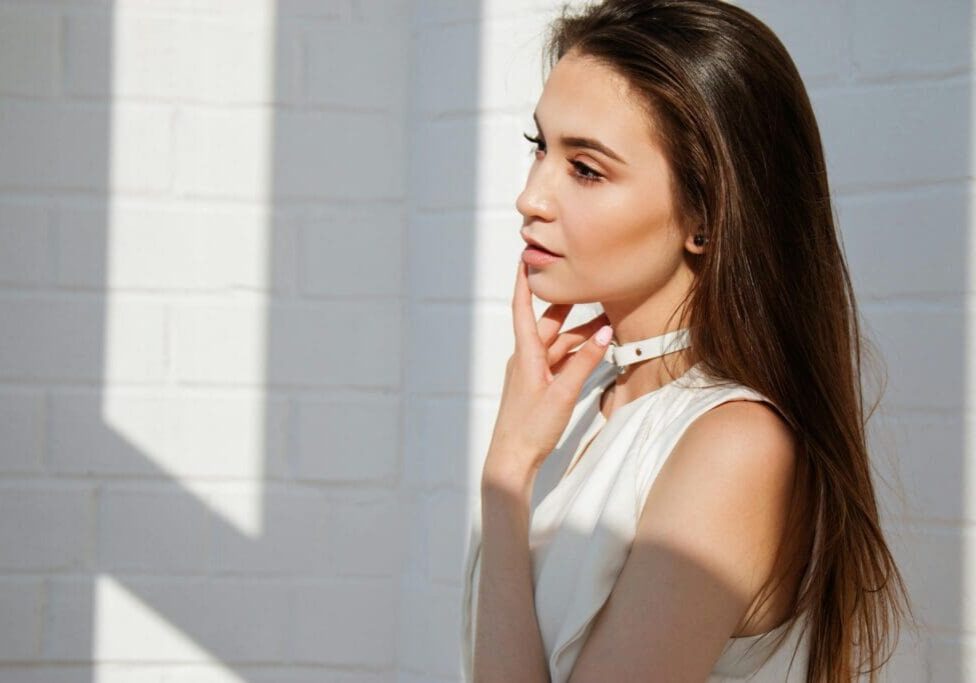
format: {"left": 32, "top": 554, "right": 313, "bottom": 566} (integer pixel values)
{"left": 522, "top": 132, "right": 604, "bottom": 185}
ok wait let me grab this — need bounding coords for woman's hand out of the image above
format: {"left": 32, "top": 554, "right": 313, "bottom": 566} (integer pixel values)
{"left": 482, "top": 259, "right": 614, "bottom": 496}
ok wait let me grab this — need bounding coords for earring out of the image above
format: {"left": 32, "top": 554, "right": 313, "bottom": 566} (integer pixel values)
{"left": 694, "top": 232, "right": 707, "bottom": 246}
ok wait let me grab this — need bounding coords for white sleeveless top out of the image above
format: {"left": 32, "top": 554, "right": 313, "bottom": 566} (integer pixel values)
{"left": 460, "top": 359, "right": 818, "bottom": 682}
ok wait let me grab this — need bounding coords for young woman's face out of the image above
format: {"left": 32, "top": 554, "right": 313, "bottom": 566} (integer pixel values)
{"left": 516, "top": 52, "right": 702, "bottom": 306}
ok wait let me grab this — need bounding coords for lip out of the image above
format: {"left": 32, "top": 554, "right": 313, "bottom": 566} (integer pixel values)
{"left": 521, "top": 233, "right": 562, "bottom": 257}
{"left": 522, "top": 245, "right": 563, "bottom": 266}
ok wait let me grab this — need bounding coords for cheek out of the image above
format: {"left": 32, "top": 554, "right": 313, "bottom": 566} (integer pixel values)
{"left": 561, "top": 193, "right": 611, "bottom": 242}
{"left": 563, "top": 209, "right": 649, "bottom": 264}
{"left": 560, "top": 182, "right": 677, "bottom": 269}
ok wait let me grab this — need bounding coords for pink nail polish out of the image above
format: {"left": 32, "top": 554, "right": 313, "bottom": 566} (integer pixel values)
{"left": 595, "top": 325, "right": 613, "bottom": 346}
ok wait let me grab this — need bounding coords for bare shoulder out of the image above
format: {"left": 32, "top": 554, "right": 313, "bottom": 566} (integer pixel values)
{"left": 565, "top": 398, "right": 801, "bottom": 681}
{"left": 646, "top": 397, "right": 801, "bottom": 581}
{"left": 639, "top": 397, "right": 802, "bottom": 631}
{"left": 675, "top": 398, "right": 799, "bottom": 487}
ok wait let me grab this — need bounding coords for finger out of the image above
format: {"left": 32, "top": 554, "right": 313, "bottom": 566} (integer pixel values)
{"left": 549, "top": 351, "right": 575, "bottom": 376}
{"left": 512, "top": 260, "right": 545, "bottom": 357}
{"left": 546, "top": 313, "right": 611, "bottom": 366}
{"left": 550, "top": 324, "right": 614, "bottom": 398}
{"left": 537, "top": 303, "right": 574, "bottom": 346}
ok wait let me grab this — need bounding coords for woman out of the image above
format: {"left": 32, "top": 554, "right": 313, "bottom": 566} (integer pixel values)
{"left": 460, "top": 1, "right": 917, "bottom": 681}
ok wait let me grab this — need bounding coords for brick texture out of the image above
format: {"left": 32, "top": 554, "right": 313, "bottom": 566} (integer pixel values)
{"left": 0, "top": 0, "right": 964, "bottom": 680}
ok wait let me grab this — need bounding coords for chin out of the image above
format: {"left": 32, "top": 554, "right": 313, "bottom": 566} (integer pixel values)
{"left": 525, "top": 273, "right": 596, "bottom": 306}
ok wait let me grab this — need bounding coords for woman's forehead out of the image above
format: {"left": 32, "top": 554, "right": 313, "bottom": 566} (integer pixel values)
{"left": 536, "top": 54, "right": 665, "bottom": 166}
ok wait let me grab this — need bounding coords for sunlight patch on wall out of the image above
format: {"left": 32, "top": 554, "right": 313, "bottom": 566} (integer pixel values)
{"left": 100, "top": 5, "right": 278, "bottom": 536}
{"left": 94, "top": 574, "right": 240, "bottom": 671}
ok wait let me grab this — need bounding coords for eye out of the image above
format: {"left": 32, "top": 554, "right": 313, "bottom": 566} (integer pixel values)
{"left": 522, "top": 132, "right": 604, "bottom": 186}
{"left": 523, "top": 131, "right": 545, "bottom": 153}
{"left": 571, "top": 160, "right": 603, "bottom": 185}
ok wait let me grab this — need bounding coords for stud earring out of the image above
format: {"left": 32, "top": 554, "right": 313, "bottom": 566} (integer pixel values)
{"left": 693, "top": 233, "right": 707, "bottom": 246}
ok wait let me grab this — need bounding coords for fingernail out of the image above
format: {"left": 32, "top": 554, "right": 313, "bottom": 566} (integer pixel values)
{"left": 595, "top": 325, "right": 613, "bottom": 346}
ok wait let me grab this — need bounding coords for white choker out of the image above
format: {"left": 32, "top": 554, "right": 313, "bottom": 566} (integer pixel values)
{"left": 604, "top": 327, "right": 692, "bottom": 375}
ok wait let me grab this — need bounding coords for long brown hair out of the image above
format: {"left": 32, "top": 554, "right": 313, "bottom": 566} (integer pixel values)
{"left": 541, "top": 1, "right": 918, "bottom": 680}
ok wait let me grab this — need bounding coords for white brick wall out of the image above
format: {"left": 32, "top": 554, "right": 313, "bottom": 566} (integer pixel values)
{"left": 0, "top": 0, "right": 405, "bottom": 680}
{"left": 0, "top": 0, "right": 967, "bottom": 681}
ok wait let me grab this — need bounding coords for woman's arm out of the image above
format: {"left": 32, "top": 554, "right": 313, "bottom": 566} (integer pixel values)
{"left": 470, "top": 260, "right": 612, "bottom": 682}
{"left": 472, "top": 467, "right": 550, "bottom": 683}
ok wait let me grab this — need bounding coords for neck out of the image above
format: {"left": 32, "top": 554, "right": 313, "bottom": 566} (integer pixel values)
{"left": 599, "top": 303, "right": 697, "bottom": 412}
{"left": 597, "top": 261, "right": 700, "bottom": 411}
{"left": 601, "top": 347, "right": 697, "bottom": 417}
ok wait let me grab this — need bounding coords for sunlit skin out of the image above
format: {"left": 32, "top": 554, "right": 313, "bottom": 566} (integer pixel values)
{"left": 515, "top": 49, "right": 706, "bottom": 413}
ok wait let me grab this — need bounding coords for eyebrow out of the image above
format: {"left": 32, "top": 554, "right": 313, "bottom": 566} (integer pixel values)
{"left": 533, "top": 112, "right": 627, "bottom": 165}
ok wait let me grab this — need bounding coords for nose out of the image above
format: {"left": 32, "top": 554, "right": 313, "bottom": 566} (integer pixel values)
{"left": 515, "top": 162, "right": 557, "bottom": 222}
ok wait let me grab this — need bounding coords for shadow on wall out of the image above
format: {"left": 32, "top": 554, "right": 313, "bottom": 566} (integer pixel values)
{"left": 0, "top": 0, "right": 970, "bottom": 681}
{"left": 0, "top": 0, "right": 475, "bottom": 680}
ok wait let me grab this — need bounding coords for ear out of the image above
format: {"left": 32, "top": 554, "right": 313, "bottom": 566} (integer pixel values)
{"left": 685, "top": 224, "right": 707, "bottom": 256}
